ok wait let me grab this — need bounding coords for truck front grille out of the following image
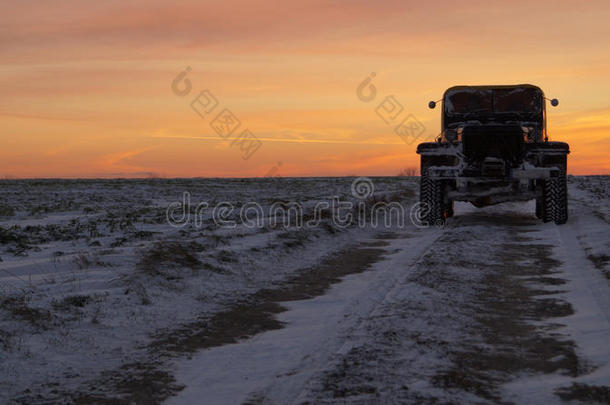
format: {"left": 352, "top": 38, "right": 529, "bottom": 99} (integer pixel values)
{"left": 462, "top": 125, "right": 524, "bottom": 167}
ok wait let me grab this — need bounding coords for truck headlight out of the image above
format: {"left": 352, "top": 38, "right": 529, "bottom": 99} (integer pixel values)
{"left": 445, "top": 129, "right": 458, "bottom": 142}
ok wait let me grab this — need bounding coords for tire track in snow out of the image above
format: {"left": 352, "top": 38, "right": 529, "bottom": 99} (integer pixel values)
{"left": 165, "top": 229, "right": 444, "bottom": 405}
{"left": 301, "top": 203, "right": 607, "bottom": 404}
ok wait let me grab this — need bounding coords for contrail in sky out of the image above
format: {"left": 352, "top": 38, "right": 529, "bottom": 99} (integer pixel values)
{"left": 151, "top": 134, "right": 407, "bottom": 145}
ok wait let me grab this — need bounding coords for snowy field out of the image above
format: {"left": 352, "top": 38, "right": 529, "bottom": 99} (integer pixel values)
{"left": 0, "top": 176, "right": 608, "bottom": 404}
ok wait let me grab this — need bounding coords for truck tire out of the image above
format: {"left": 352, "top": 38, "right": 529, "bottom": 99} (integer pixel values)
{"left": 542, "top": 170, "right": 568, "bottom": 225}
{"left": 552, "top": 170, "right": 568, "bottom": 224}
{"left": 542, "top": 181, "right": 553, "bottom": 223}
{"left": 420, "top": 172, "right": 445, "bottom": 226}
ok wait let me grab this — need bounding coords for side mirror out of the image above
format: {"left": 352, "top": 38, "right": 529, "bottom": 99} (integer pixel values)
{"left": 550, "top": 98, "right": 559, "bottom": 107}
{"left": 428, "top": 101, "right": 436, "bottom": 109}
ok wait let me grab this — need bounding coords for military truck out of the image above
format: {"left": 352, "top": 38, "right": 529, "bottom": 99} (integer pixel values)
{"left": 416, "top": 84, "right": 569, "bottom": 225}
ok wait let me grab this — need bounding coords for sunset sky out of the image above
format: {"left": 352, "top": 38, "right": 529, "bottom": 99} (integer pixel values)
{"left": 1, "top": 0, "right": 609, "bottom": 177}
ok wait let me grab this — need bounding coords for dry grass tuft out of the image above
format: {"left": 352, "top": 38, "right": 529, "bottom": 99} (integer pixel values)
{"left": 136, "top": 241, "right": 203, "bottom": 279}
{"left": 52, "top": 295, "right": 92, "bottom": 310}
{"left": 1, "top": 296, "right": 52, "bottom": 329}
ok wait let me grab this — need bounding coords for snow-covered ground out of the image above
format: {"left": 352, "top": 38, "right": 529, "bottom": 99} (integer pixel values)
{"left": 0, "top": 176, "right": 608, "bottom": 404}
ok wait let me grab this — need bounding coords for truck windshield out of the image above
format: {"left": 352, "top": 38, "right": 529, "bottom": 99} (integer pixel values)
{"left": 445, "top": 88, "right": 542, "bottom": 116}
{"left": 493, "top": 88, "right": 542, "bottom": 113}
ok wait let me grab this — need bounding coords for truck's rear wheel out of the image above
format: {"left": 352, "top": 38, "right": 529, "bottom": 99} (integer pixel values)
{"left": 542, "top": 170, "right": 568, "bottom": 224}
{"left": 420, "top": 172, "right": 445, "bottom": 226}
{"left": 444, "top": 198, "right": 454, "bottom": 218}
{"left": 535, "top": 197, "right": 544, "bottom": 219}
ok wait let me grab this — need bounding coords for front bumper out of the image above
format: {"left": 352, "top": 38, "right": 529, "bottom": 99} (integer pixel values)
{"left": 427, "top": 164, "right": 559, "bottom": 180}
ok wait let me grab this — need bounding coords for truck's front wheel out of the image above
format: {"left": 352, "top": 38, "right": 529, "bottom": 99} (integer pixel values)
{"left": 542, "top": 171, "right": 568, "bottom": 224}
{"left": 420, "top": 172, "right": 445, "bottom": 226}
{"left": 535, "top": 197, "right": 544, "bottom": 219}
